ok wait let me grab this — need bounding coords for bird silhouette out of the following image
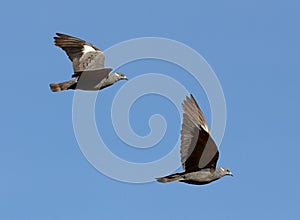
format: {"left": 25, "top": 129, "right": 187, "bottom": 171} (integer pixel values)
{"left": 50, "top": 33, "right": 127, "bottom": 92}
{"left": 156, "top": 94, "right": 233, "bottom": 185}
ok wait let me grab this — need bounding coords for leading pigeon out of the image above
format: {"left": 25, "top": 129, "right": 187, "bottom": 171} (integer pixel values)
{"left": 156, "top": 94, "right": 233, "bottom": 185}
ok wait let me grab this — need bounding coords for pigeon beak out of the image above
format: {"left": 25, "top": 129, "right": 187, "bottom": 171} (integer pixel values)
{"left": 123, "top": 76, "right": 128, "bottom": 80}
{"left": 228, "top": 172, "right": 233, "bottom": 176}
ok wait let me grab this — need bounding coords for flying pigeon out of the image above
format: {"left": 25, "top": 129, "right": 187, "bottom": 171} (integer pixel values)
{"left": 49, "top": 33, "right": 128, "bottom": 92}
{"left": 156, "top": 94, "right": 233, "bottom": 185}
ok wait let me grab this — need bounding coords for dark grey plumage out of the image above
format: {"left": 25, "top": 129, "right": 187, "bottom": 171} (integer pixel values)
{"left": 156, "top": 94, "right": 233, "bottom": 185}
{"left": 49, "top": 33, "right": 127, "bottom": 92}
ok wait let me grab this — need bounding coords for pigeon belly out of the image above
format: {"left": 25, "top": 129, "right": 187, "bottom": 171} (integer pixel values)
{"left": 181, "top": 170, "right": 217, "bottom": 185}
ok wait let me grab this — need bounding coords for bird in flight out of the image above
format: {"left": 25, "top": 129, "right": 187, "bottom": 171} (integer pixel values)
{"left": 50, "top": 33, "right": 128, "bottom": 92}
{"left": 156, "top": 94, "right": 233, "bottom": 185}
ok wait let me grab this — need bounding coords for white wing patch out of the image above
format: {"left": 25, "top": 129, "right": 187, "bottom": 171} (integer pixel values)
{"left": 201, "top": 123, "right": 209, "bottom": 134}
{"left": 83, "top": 45, "right": 96, "bottom": 53}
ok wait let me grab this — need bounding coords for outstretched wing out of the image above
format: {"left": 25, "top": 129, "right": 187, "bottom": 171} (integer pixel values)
{"left": 54, "top": 33, "right": 105, "bottom": 73}
{"left": 180, "top": 94, "right": 219, "bottom": 172}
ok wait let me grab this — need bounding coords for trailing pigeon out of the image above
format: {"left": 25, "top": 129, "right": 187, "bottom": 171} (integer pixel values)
{"left": 50, "top": 33, "right": 128, "bottom": 92}
{"left": 156, "top": 94, "right": 233, "bottom": 185}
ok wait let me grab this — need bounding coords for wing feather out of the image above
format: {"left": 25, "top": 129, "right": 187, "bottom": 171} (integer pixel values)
{"left": 180, "top": 94, "right": 219, "bottom": 172}
{"left": 54, "top": 33, "right": 105, "bottom": 73}
{"left": 75, "top": 68, "right": 112, "bottom": 90}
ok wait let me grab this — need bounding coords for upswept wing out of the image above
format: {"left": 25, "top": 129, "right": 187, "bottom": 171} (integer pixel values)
{"left": 180, "top": 94, "right": 219, "bottom": 172}
{"left": 54, "top": 33, "right": 105, "bottom": 73}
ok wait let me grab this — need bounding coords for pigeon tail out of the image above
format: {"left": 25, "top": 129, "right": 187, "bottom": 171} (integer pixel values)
{"left": 50, "top": 79, "right": 76, "bottom": 92}
{"left": 156, "top": 173, "right": 184, "bottom": 183}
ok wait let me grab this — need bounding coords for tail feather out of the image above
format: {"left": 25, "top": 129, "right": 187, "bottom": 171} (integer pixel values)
{"left": 49, "top": 79, "right": 76, "bottom": 92}
{"left": 156, "top": 173, "right": 184, "bottom": 183}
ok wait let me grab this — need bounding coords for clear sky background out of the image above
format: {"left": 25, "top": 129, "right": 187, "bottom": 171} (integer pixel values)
{"left": 1, "top": 0, "right": 300, "bottom": 219}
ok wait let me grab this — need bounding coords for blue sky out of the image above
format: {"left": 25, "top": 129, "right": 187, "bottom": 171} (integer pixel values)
{"left": 1, "top": 0, "right": 300, "bottom": 219}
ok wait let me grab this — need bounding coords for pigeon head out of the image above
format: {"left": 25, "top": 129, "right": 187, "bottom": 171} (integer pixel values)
{"left": 218, "top": 167, "right": 233, "bottom": 177}
{"left": 113, "top": 72, "right": 128, "bottom": 81}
